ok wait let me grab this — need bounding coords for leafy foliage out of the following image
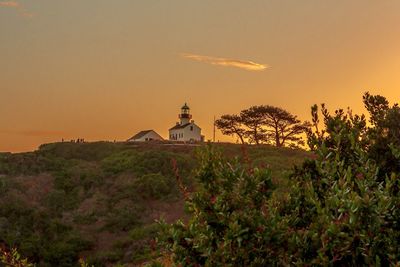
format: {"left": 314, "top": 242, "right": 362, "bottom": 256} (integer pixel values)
{"left": 165, "top": 93, "right": 400, "bottom": 266}
{"left": 163, "top": 147, "right": 281, "bottom": 266}
{"left": 0, "top": 142, "right": 197, "bottom": 266}
{"left": 0, "top": 247, "right": 35, "bottom": 267}
{"left": 214, "top": 114, "right": 246, "bottom": 144}
{"left": 0, "top": 140, "right": 309, "bottom": 266}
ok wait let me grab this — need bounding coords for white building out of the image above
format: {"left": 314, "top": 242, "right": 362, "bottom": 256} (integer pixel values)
{"left": 127, "top": 130, "right": 164, "bottom": 142}
{"left": 169, "top": 103, "right": 203, "bottom": 142}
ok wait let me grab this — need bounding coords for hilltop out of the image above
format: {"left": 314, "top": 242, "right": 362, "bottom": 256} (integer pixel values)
{"left": 0, "top": 141, "right": 310, "bottom": 266}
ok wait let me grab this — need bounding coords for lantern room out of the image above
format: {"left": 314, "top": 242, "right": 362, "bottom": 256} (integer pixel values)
{"left": 179, "top": 103, "right": 192, "bottom": 123}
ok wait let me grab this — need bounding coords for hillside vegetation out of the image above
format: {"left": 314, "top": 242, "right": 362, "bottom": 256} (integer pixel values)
{"left": 162, "top": 93, "right": 400, "bottom": 266}
{"left": 0, "top": 142, "right": 309, "bottom": 266}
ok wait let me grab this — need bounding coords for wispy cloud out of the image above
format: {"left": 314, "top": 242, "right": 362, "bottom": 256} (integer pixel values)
{"left": 0, "top": 1, "right": 19, "bottom": 7}
{"left": 181, "top": 53, "right": 268, "bottom": 71}
{"left": 0, "top": 0, "right": 34, "bottom": 18}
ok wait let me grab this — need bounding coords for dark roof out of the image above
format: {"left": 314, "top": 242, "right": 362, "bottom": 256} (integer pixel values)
{"left": 181, "top": 103, "right": 190, "bottom": 110}
{"left": 169, "top": 123, "right": 191, "bottom": 131}
{"left": 128, "top": 130, "right": 155, "bottom": 140}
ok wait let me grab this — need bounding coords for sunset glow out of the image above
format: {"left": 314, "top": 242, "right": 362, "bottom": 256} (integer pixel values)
{"left": 1, "top": 1, "right": 400, "bottom": 152}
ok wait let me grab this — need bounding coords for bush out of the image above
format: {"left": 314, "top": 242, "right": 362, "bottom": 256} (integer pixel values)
{"left": 0, "top": 247, "right": 34, "bottom": 267}
{"left": 39, "top": 141, "right": 123, "bottom": 161}
{"left": 103, "top": 206, "right": 143, "bottom": 232}
{"left": 164, "top": 93, "right": 400, "bottom": 266}
{"left": 101, "top": 150, "right": 139, "bottom": 175}
{"left": 133, "top": 173, "right": 173, "bottom": 199}
{"left": 163, "top": 147, "right": 276, "bottom": 266}
{"left": 0, "top": 175, "right": 8, "bottom": 194}
{"left": 45, "top": 189, "right": 81, "bottom": 215}
{"left": 130, "top": 223, "right": 160, "bottom": 241}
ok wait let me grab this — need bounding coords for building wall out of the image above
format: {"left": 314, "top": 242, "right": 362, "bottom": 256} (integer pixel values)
{"left": 131, "top": 131, "right": 163, "bottom": 142}
{"left": 169, "top": 123, "right": 202, "bottom": 142}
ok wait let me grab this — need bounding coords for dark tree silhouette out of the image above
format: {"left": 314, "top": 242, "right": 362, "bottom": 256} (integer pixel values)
{"left": 263, "top": 105, "right": 311, "bottom": 147}
{"left": 363, "top": 92, "right": 389, "bottom": 126}
{"left": 217, "top": 105, "right": 309, "bottom": 147}
{"left": 363, "top": 92, "right": 400, "bottom": 176}
{"left": 215, "top": 115, "right": 246, "bottom": 144}
{"left": 240, "top": 106, "right": 268, "bottom": 145}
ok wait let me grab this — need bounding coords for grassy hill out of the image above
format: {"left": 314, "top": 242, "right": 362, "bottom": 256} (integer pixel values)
{"left": 0, "top": 141, "right": 310, "bottom": 266}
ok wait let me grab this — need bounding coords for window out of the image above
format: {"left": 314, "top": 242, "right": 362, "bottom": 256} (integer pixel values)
{"left": 190, "top": 126, "right": 193, "bottom": 131}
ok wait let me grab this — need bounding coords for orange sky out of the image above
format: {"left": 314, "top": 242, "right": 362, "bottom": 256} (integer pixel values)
{"left": 1, "top": 1, "right": 400, "bottom": 152}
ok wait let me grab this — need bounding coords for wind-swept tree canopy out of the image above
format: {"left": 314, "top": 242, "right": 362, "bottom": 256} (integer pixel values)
{"left": 240, "top": 106, "right": 268, "bottom": 145}
{"left": 262, "top": 105, "right": 311, "bottom": 147}
{"left": 217, "top": 105, "right": 310, "bottom": 147}
{"left": 214, "top": 114, "right": 246, "bottom": 144}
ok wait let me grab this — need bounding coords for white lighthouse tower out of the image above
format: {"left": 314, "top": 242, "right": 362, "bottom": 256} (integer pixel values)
{"left": 169, "top": 103, "right": 203, "bottom": 142}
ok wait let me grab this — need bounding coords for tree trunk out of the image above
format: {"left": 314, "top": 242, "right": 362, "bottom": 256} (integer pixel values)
{"left": 254, "top": 128, "right": 259, "bottom": 145}
{"left": 275, "top": 127, "right": 280, "bottom": 147}
{"left": 238, "top": 134, "right": 245, "bottom": 144}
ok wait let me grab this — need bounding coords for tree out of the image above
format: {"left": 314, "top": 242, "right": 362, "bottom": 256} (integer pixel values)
{"left": 220, "top": 105, "right": 310, "bottom": 147}
{"left": 363, "top": 92, "right": 400, "bottom": 177}
{"left": 240, "top": 106, "right": 268, "bottom": 145}
{"left": 164, "top": 94, "right": 400, "bottom": 266}
{"left": 214, "top": 115, "right": 246, "bottom": 144}
{"left": 363, "top": 91, "right": 389, "bottom": 126}
{"left": 263, "top": 105, "right": 310, "bottom": 147}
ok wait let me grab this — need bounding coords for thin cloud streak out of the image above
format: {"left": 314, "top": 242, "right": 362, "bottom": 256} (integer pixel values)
{"left": 0, "top": 1, "right": 34, "bottom": 18}
{"left": 0, "top": 1, "right": 19, "bottom": 7}
{"left": 181, "top": 53, "right": 268, "bottom": 71}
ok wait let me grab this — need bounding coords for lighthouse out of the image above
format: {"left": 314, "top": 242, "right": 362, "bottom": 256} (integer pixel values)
{"left": 169, "top": 103, "right": 203, "bottom": 142}
{"left": 179, "top": 103, "right": 192, "bottom": 125}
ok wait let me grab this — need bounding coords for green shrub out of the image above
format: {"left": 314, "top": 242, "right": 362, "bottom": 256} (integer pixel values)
{"left": 39, "top": 142, "right": 124, "bottom": 161}
{"left": 0, "top": 193, "right": 92, "bottom": 266}
{"left": 45, "top": 189, "right": 81, "bottom": 215}
{"left": 130, "top": 223, "right": 160, "bottom": 241}
{"left": 130, "top": 245, "right": 152, "bottom": 262}
{"left": 103, "top": 206, "right": 143, "bottom": 232}
{"left": 164, "top": 93, "right": 400, "bottom": 266}
{"left": 101, "top": 150, "right": 139, "bottom": 175}
{"left": 133, "top": 173, "right": 172, "bottom": 199}
{"left": 281, "top": 97, "right": 400, "bottom": 265}
{"left": 0, "top": 247, "right": 34, "bottom": 267}
{"left": 132, "top": 151, "right": 196, "bottom": 182}
{"left": 101, "top": 249, "right": 125, "bottom": 263}
{"left": 84, "top": 256, "right": 106, "bottom": 267}
{"left": 163, "top": 146, "right": 276, "bottom": 266}
{"left": 73, "top": 211, "right": 98, "bottom": 225}
{"left": 0, "top": 175, "right": 8, "bottom": 194}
